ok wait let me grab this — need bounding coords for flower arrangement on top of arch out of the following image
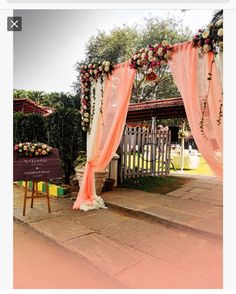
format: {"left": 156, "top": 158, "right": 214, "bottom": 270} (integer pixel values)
{"left": 129, "top": 40, "right": 173, "bottom": 73}
{"left": 192, "top": 17, "right": 223, "bottom": 55}
{"left": 79, "top": 61, "right": 114, "bottom": 132}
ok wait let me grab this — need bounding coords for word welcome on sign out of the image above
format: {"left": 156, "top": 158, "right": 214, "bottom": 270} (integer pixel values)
{"left": 13, "top": 148, "right": 62, "bottom": 181}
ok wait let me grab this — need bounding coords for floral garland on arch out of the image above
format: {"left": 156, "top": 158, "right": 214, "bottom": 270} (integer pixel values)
{"left": 192, "top": 11, "right": 223, "bottom": 137}
{"left": 130, "top": 40, "right": 173, "bottom": 74}
{"left": 192, "top": 13, "right": 223, "bottom": 55}
{"left": 80, "top": 61, "right": 114, "bottom": 132}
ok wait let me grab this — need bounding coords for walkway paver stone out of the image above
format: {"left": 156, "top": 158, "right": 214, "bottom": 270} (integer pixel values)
{"left": 66, "top": 233, "right": 146, "bottom": 275}
{"left": 13, "top": 174, "right": 223, "bottom": 289}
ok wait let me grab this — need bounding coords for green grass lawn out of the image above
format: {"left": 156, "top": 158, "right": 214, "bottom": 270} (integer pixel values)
{"left": 121, "top": 176, "right": 191, "bottom": 194}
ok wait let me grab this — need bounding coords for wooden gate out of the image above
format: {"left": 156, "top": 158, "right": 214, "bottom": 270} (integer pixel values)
{"left": 118, "top": 126, "right": 172, "bottom": 183}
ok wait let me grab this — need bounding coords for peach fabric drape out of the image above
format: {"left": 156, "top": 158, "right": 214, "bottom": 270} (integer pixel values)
{"left": 73, "top": 62, "right": 136, "bottom": 210}
{"left": 169, "top": 42, "right": 223, "bottom": 179}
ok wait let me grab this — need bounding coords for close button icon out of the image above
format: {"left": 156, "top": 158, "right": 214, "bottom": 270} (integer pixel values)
{"left": 7, "top": 17, "right": 22, "bottom": 31}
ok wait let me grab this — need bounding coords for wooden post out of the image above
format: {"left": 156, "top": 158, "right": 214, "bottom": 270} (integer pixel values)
{"left": 180, "top": 122, "right": 185, "bottom": 173}
{"left": 151, "top": 117, "right": 157, "bottom": 176}
{"left": 23, "top": 180, "right": 51, "bottom": 216}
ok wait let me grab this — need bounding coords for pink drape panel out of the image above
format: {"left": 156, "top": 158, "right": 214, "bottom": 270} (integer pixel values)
{"left": 73, "top": 62, "right": 136, "bottom": 209}
{"left": 169, "top": 42, "right": 223, "bottom": 179}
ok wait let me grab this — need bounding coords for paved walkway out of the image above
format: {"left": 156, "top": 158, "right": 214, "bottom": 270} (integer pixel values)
{"left": 13, "top": 175, "right": 223, "bottom": 289}
{"left": 103, "top": 174, "right": 223, "bottom": 238}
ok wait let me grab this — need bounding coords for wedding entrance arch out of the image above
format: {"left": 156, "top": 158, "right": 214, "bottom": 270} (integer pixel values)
{"left": 74, "top": 14, "right": 223, "bottom": 211}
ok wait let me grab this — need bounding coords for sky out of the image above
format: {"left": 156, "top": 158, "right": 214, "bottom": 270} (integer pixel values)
{"left": 14, "top": 9, "right": 214, "bottom": 93}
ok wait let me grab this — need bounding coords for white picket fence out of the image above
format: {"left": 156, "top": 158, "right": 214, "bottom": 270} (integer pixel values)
{"left": 119, "top": 126, "right": 172, "bottom": 182}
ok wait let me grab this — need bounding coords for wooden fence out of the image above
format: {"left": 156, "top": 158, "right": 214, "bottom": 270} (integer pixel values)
{"left": 118, "top": 126, "right": 172, "bottom": 183}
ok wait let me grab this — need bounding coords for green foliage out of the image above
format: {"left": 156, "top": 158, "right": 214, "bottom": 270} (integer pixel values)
{"left": 84, "top": 26, "right": 139, "bottom": 64}
{"left": 74, "top": 15, "right": 192, "bottom": 102}
{"left": 13, "top": 112, "right": 48, "bottom": 144}
{"left": 47, "top": 107, "right": 86, "bottom": 184}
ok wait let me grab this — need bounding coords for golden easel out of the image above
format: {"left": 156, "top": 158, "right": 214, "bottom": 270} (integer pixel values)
{"left": 23, "top": 180, "right": 51, "bottom": 216}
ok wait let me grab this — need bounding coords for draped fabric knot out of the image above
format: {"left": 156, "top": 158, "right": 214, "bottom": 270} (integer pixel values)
{"left": 73, "top": 61, "right": 136, "bottom": 210}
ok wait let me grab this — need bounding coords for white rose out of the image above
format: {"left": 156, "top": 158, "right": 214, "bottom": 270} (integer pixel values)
{"left": 215, "top": 19, "right": 223, "bottom": 26}
{"left": 105, "top": 61, "right": 110, "bottom": 67}
{"left": 94, "top": 69, "right": 98, "bottom": 75}
{"left": 137, "top": 59, "right": 141, "bottom": 65}
{"left": 84, "top": 112, "right": 89, "bottom": 118}
{"left": 99, "top": 66, "right": 103, "bottom": 71}
{"left": 148, "top": 57, "right": 153, "bottom": 62}
{"left": 145, "top": 48, "right": 149, "bottom": 52}
{"left": 133, "top": 54, "right": 138, "bottom": 60}
{"left": 154, "top": 43, "right": 158, "bottom": 48}
{"left": 202, "top": 30, "right": 210, "bottom": 38}
{"left": 141, "top": 52, "right": 146, "bottom": 59}
{"left": 104, "top": 66, "right": 110, "bottom": 72}
{"left": 217, "top": 28, "right": 223, "bottom": 37}
{"left": 148, "top": 50, "right": 153, "bottom": 57}
{"left": 162, "top": 40, "right": 168, "bottom": 47}
{"left": 84, "top": 118, "right": 89, "bottom": 123}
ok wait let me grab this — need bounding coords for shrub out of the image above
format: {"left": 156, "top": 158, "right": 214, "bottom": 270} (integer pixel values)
{"left": 13, "top": 112, "right": 48, "bottom": 144}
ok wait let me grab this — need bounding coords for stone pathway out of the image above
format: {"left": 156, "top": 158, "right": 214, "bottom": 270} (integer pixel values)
{"left": 103, "top": 175, "right": 223, "bottom": 238}
{"left": 13, "top": 175, "right": 223, "bottom": 289}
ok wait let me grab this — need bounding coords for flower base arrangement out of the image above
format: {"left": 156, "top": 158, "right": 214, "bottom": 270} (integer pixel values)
{"left": 14, "top": 142, "right": 53, "bottom": 158}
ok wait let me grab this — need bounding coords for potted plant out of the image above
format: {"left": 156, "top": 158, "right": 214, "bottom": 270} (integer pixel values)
{"left": 104, "top": 161, "right": 115, "bottom": 191}
{"left": 74, "top": 151, "right": 108, "bottom": 195}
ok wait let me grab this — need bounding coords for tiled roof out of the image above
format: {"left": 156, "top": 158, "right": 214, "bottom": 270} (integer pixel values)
{"left": 128, "top": 97, "right": 183, "bottom": 112}
{"left": 13, "top": 98, "right": 53, "bottom": 116}
{"left": 127, "top": 97, "right": 186, "bottom": 121}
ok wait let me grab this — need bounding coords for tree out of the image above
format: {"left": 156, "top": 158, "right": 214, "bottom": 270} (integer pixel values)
{"left": 74, "top": 15, "right": 192, "bottom": 102}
